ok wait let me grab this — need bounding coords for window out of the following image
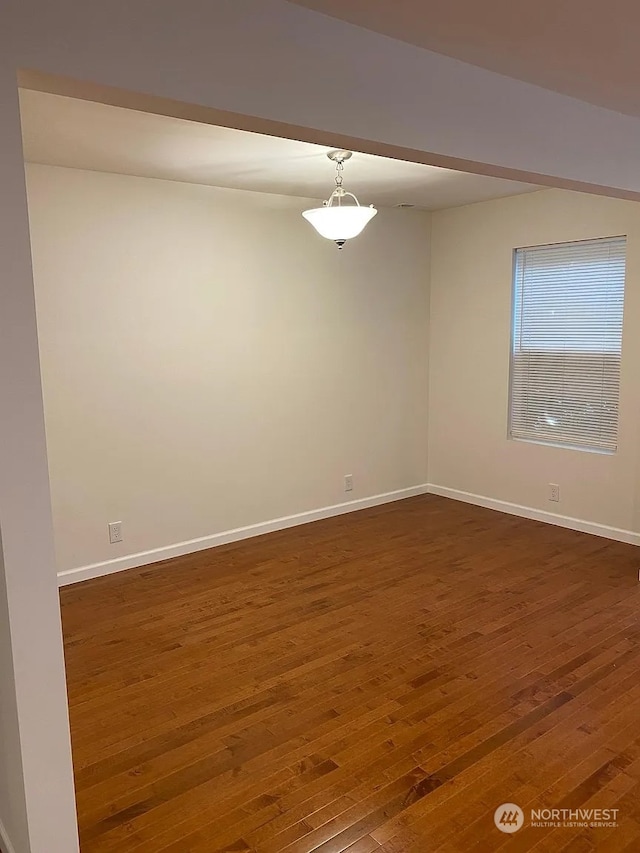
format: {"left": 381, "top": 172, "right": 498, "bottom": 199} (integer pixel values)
{"left": 509, "top": 236, "right": 626, "bottom": 452}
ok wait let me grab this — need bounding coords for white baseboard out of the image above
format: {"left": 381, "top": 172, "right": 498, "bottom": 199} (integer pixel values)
{"left": 58, "top": 482, "right": 639, "bottom": 587}
{"left": 57, "top": 484, "right": 430, "bottom": 586}
{"left": 0, "top": 818, "right": 17, "bottom": 853}
{"left": 427, "top": 484, "right": 640, "bottom": 546}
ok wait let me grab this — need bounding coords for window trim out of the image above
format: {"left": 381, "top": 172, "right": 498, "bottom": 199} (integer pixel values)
{"left": 507, "top": 234, "right": 626, "bottom": 454}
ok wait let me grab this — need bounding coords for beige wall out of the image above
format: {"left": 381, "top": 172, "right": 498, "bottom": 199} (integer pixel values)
{"left": 31, "top": 170, "right": 640, "bottom": 571}
{"left": 26, "top": 164, "right": 430, "bottom": 575}
{"left": 429, "top": 188, "right": 640, "bottom": 533}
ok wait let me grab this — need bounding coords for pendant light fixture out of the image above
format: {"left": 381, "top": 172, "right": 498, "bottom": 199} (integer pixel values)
{"left": 302, "top": 151, "right": 377, "bottom": 249}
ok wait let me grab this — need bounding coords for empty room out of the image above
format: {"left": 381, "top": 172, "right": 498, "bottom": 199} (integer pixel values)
{"left": 4, "top": 4, "right": 640, "bottom": 853}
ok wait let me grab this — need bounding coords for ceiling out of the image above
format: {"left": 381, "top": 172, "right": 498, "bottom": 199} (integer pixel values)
{"left": 19, "top": 89, "right": 540, "bottom": 211}
{"left": 288, "top": 0, "right": 640, "bottom": 118}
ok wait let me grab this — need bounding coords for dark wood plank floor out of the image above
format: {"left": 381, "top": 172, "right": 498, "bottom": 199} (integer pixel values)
{"left": 60, "top": 495, "right": 640, "bottom": 853}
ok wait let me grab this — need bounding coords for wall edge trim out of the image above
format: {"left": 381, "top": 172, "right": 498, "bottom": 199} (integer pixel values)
{"left": 57, "top": 484, "right": 431, "bottom": 586}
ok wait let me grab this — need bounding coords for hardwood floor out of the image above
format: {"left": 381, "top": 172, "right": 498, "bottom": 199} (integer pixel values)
{"left": 60, "top": 495, "right": 640, "bottom": 852}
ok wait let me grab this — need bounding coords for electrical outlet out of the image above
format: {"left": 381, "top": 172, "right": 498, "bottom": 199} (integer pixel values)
{"left": 549, "top": 484, "right": 560, "bottom": 503}
{"left": 344, "top": 474, "right": 353, "bottom": 492}
{"left": 108, "top": 521, "right": 123, "bottom": 544}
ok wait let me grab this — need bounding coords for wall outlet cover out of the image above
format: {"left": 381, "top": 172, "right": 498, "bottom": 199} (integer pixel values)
{"left": 108, "top": 521, "right": 123, "bottom": 544}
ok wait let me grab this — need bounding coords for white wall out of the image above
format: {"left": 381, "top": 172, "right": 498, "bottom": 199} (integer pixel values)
{"left": 0, "top": 71, "right": 78, "bottom": 853}
{"left": 429, "top": 188, "right": 640, "bottom": 535}
{"left": 26, "top": 164, "right": 431, "bottom": 576}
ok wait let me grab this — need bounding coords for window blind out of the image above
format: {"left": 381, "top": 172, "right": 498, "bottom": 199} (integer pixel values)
{"left": 509, "top": 236, "right": 626, "bottom": 452}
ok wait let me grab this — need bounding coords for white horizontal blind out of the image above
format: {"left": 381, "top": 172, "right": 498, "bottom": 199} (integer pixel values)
{"left": 510, "top": 236, "right": 626, "bottom": 452}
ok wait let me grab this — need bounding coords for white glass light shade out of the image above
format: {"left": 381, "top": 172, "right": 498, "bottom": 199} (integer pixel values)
{"left": 302, "top": 205, "right": 377, "bottom": 242}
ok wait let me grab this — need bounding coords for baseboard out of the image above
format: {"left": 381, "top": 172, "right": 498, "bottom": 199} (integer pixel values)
{"left": 57, "top": 484, "right": 430, "bottom": 586}
{"left": 428, "top": 484, "right": 640, "bottom": 546}
{"left": 0, "top": 818, "right": 17, "bottom": 853}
